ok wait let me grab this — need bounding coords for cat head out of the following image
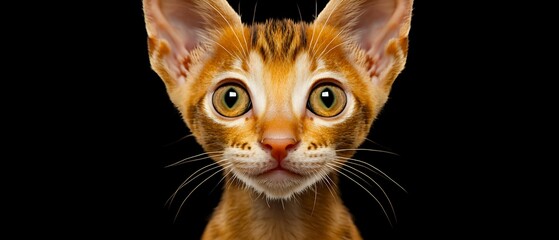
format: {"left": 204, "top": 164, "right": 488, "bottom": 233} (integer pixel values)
{"left": 143, "top": 0, "right": 413, "bottom": 199}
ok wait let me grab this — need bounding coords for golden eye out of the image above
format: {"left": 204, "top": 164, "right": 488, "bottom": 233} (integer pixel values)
{"left": 212, "top": 83, "right": 252, "bottom": 118}
{"left": 307, "top": 83, "right": 347, "bottom": 117}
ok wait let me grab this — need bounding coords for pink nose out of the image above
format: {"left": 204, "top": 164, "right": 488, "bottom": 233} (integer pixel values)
{"left": 261, "top": 138, "right": 297, "bottom": 163}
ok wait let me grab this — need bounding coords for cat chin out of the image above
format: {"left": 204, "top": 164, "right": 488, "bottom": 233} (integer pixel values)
{"left": 234, "top": 170, "right": 325, "bottom": 200}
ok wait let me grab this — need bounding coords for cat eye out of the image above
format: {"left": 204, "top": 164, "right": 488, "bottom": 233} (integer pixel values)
{"left": 213, "top": 83, "right": 252, "bottom": 117}
{"left": 307, "top": 83, "right": 347, "bottom": 117}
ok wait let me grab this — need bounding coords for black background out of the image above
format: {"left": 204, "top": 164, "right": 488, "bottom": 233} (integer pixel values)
{"left": 14, "top": 0, "right": 544, "bottom": 238}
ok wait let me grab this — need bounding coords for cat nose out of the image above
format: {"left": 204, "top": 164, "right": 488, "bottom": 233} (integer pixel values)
{"left": 261, "top": 138, "right": 298, "bottom": 163}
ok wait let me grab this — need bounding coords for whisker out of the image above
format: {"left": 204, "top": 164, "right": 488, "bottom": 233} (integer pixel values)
{"left": 181, "top": 158, "right": 229, "bottom": 185}
{"left": 309, "top": 0, "right": 325, "bottom": 59}
{"left": 364, "top": 137, "right": 383, "bottom": 146}
{"left": 266, "top": 195, "right": 270, "bottom": 208}
{"left": 167, "top": 163, "right": 220, "bottom": 207}
{"left": 311, "top": 0, "right": 345, "bottom": 54}
{"left": 165, "top": 151, "right": 224, "bottom": 168}
{"left": 209, "top": 167, "right": 235, "bottom": 195}
{"left": 225, "top": 172, "right": 237, "bottom": 191}
{"left": 292, "top": 194, "right": 301, "bottom": 206}
{"left": 322, "top": 174, "right": 338, "bottom": 201}
{"left": 311, "top": 183, "right": 318, "bottom": 216}
{"left": 332, "top": 159, "right": 398, "bottom": 222}
{"left": 325, "top": 163, "right": 393, "bottom": 227}
{"left": 314, "top": 19, "right": 352, "bottom": 59}
{"left": 237, "top": 0, "right": 241, "bottom": 15}
{"left": 337, "top": 156, "right": 406, "bottom": 193}
{"left": 296, "top": 3, "right": 303, "bottom": 22}
{"left": 328, "top": 160, "right": 373, "bottom": 187}
{"left": 248, "top": 184, "right": 256, "bottom": 202}
{"left": 316, "top": 27, "right": 349, "bottom": 59}
{"left": 205, "top": 3, "right": 247, "bottom": 57}
{"left": 320, "top": 42, "right": 345, "bottom": 58}
{"left": 362, "top": 138, "right": 398, "bottom": 153}
{"left": 216, "top": 1, "right": 249, "bottom": 57}
{"left": 314, "top": 0, "right": 318, "bottom": 19}
{"left": 166, "top": 154, "right": 220, "bottom": 168}
{"left": 167, "top": 159, "right": 229, "bottom": 206}
{"left": 175, "top": 163, "right": 232, "bottom": 222}
{"left": 163, "top": 134, "right": 194, "bottom": 147}
{"left": 204, "top": 7, "right": 246, "bottom": 59}
{"left": 336, "top": 148, "right": 400, "bottom": 156}
{"left": 252, "top": 1, "right": 258, "bottom": 25}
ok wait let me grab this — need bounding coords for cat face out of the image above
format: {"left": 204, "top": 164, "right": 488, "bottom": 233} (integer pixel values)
{"left": 143, "top": 0, "right": 412, "bottom": 199}
{"left": 181, "top": 21, "right": 382, "bottom": 199}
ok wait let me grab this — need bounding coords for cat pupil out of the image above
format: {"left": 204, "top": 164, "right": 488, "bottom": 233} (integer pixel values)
{"left": 224, "top": 88, "right": 238, "bottom": 108}
{"left": 320, "top": 88, "right": 335, "bottom": 108}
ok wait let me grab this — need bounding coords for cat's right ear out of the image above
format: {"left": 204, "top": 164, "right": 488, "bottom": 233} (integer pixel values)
{"left": 315, "top": 0, "right": 413, "bottom": 93}
{"left": 143, "top": 0, "right": 242, "bottom": 88}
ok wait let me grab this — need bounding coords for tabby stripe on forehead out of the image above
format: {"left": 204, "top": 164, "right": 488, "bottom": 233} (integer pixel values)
{"left": 250, "top": 20, "right": 307, "bottom": 61}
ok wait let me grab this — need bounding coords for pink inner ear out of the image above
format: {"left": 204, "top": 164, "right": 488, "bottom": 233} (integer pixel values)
{"left": 158, "top": 1, "right": 206, "bottom": 52}
{"left": 357, "top": 0, "right": 412, "bottom": 87}
{"left": 354, "top": 0, "right": 398, "bottom": 51}
{"left": 143, "top": 0, "right": 243, "bottom": 86}
{"left": 314, "top": 0, "right": 412, "bottom": 86}
{"left": 146, "top": 0, "right": 205, "bottom": 53}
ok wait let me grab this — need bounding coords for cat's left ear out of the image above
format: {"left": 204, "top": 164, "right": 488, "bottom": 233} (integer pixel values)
{"left": 143, "top": 0, "right": 242, "bottom": 88}
{"left": 315, "top": 0, "right": 413, "bottom": 91}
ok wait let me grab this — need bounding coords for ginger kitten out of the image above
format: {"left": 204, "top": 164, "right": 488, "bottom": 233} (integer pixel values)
{"left": 143, "top": 0, "right": 413, "bottom": 239}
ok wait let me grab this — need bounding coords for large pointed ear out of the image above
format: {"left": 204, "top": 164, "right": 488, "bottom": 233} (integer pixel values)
{"left": 143, "top": 0, "right": 242, "bottom": 88}
{"left": 316, "top": 0, "right": 413, "bottom": 91}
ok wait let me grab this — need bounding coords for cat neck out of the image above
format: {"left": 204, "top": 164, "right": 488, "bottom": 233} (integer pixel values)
{"left": 202, "top": 174, "right": 362, "bottom": 240}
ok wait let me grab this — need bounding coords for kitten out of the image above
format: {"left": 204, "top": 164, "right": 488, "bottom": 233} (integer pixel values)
{"left": 143, "top": 0, "right": 413, "bottom": 239}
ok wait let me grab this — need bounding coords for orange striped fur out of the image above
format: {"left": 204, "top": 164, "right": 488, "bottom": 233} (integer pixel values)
{"left": 143, "top": 0, "right": 413, "bottom": 239}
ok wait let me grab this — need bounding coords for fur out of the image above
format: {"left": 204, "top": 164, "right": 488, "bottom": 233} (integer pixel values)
{"left": 143, "top": 0, "right": 413, "bottom": 239}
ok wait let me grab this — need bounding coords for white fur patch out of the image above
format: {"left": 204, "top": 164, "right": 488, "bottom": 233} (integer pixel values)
{"left": 292, "top": 53, "right": 314, "bottom": 118}
{"left": 246, "top": 52, "right": 267, "bottom": 117}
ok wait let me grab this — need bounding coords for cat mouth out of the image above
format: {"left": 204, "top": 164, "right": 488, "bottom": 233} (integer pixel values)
{"left": 235, "top": 163, "right": 321, "bottom": 199}
{"left": 241, "top": 165, "right": 320, "bottom": 199}
{"left": 259, "top": 166, "right": 301, "bottom": 176}
{"left": 256, "top": 166, "right": 303, "bottom": 180}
